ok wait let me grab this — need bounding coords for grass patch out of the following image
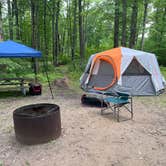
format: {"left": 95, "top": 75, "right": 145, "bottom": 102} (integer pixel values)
{"left": 0, "top": 161, "right": 3, "bottom": 166}
{"left": 0, "top": 64, "right": 165, "bottom": 98}
{"left": 0, "top": 64, "right": 83, "bottom": 98}
{"left": 160, "top": 66, "right": 166, "bottom": 78}
{"left": 0, "top": 90, "right": 23, "bottom": 99}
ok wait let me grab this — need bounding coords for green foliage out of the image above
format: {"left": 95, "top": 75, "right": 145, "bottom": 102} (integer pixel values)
{"left": 58, "top": 55, "right": 71, "bottom": 65}
{"left": 0, "top": 58, "right": 34, "bottom": 78}
{"left": 160, "top": 67, "right": 166, "bottom": 78}
{"left": 0, "top": 160, "right": 3, "bottom": 166}
{"left": 142, "top": 0, "right": 166, "bottom": 66}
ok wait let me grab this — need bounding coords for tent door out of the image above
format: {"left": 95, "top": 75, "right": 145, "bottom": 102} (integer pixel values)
{"left": 88, "top": 60, "right": 115, "bottom": 89}
{"left": 122, "top": 58, "right": 155, "bottom": 95}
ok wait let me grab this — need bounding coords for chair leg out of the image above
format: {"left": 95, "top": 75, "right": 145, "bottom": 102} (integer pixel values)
{"left": 101, "top": 98, "right": 104, "bottom": 115}
{"left": 113, "top": 106, "right": 116, "bottom": 118}
{"left": 101, "top": 97, "right": 133, "bottom": 122}
{"left": 117, "top": 108, "right": 120, "bottom": 122}
{"left": 131, "top": 98, "right": 133, "bottom": 119}
{"left": 101, "top": 101, "right": 111, "bottom": 115}
{"left": 101, "top": 109, "right": 104, "bottom": 115}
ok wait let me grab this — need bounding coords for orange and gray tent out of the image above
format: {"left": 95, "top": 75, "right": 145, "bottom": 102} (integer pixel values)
{"left": 80, "top": 47, "right": 166, "bottom": 96}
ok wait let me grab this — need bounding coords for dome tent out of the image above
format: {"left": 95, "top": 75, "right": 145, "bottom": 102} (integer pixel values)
{"left": 80, "top": 47, "right": 165, "bottom": 96}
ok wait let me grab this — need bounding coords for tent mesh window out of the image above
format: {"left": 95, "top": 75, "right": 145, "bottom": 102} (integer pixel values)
{"left": 123, "top": 58, "right": 150, "bottom": 75}
{"left": 89, "top": 60, "right": 115, "bottom": 88}
{"left": 122, "top": 58, "right": 155, "bottom": 95}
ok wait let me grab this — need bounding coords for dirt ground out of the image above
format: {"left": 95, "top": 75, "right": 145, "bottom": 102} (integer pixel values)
{"left": 0, "top": 88, "right": 166, "bottom": 166}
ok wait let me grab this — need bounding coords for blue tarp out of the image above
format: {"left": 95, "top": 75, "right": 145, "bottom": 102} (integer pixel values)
{"left": 0, "top": 40, "right": 42, "bottom": 58}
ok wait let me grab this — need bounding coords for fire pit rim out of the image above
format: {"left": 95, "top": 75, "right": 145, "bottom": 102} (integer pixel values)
{"left": 13, "top": 103, "right": 60, "bottom": 119}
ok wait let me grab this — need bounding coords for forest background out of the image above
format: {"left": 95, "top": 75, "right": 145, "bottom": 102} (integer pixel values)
{"left": 0, "top": 0, "right": 165, "bottom": 86}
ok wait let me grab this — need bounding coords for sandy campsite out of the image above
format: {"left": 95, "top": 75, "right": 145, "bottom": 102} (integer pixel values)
{"left": 0, "top": 0, "right": 166, "bottom": 165}
{"left": 0, "top": 88, "right": 166, "bottom": 166}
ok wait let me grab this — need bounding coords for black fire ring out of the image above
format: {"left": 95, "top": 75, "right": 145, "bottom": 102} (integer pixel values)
{"left": 13, "top": 103, "right": 61, "bottom": 145}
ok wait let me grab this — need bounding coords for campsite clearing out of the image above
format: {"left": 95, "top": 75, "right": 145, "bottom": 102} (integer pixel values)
{"left": 0, "top": 88, "right": 166, "bottom": 166}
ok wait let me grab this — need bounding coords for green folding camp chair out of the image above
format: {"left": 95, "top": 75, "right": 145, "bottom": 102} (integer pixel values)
{"left": 101, "top": 92, "right": 133, "bottom": 122}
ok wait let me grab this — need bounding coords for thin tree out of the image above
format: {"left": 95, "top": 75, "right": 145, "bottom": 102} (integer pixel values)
{"left": 43, "top": 0, "right": 48, "bottom": 57}
{"left": 7, "top": 0, "right": 13, "bottom": 40}
{"left": 60, "top": 19, "right": 66, "bottom": 56}
{"left": 66, "top": 0, "right": 72, "bottom": 57}
{"left": 30, "top": 0, "right": 38, "bottom": 77}
{"left": 114, "top": 0, "right": 119, "bottom": 48}
{"left": 13, "top": 0, "right": 19, "bottom": 40}
{"left": 52, "top": 0, "right": 55, "bottom": 65}
{"left": 140, "top": 0, "right": 148, "bottom": 50}
{"left": 52, "top": 0, "right": 61, "bottom": 66}
{"left": 121, "top": 0, "right": 127, "bottom": 46}
{"left": 78, "top": 0, "right": 85, "bottom": 68}
{"left": 129, "top": 0, "right": 138, "bottom": 48}
{"left": 84, "top": 0, "right": 89, "bottom": 53}
{"left": 71, "top": 0, "right": 77, "bottom": 62}
{"left": 35, "top": 1, "right": 40, "bottom": 50}
{"left": 30, "top": 0, "right": 36, "bottom": 48}
{"left": 0, "top": 1, "right": 3, "bottom": 41}
{"left": 55, "top": 0, "right": 60, "bottom": 66}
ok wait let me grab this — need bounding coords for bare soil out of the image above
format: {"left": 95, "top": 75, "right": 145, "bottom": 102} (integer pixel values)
{"left": 0, "top": 88, "right": 166, "bottom": 166}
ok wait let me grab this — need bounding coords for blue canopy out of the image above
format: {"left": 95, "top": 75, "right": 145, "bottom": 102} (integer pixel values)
{"left": 0, "top": 40, "right": 42, "bottom": 58}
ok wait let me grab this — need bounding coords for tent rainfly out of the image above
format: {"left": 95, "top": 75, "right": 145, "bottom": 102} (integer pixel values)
{"left": 80, "top": 47, "right": 166, "bottom": 96}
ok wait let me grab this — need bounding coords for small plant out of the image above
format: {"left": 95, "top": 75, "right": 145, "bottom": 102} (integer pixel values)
{"left": 160, "top": 67, "right": 166, "bottom": 78}
{"left": 25, "top": 160, "right": 30, "bottom": 166}
{"left": 0, "top": 160, "right": 3, "bottom": 166}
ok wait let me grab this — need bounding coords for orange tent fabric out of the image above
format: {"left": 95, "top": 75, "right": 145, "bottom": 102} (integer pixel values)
{"left": 89, "top": 48, "right": 122, "bottom": 90}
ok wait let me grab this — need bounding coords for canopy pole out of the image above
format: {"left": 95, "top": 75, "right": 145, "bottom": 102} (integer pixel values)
{"left": 42, "top": 58, "right": 54, "bottom": 99}
{"left": 32, "top": 58, "right": 38, "bottom": 83}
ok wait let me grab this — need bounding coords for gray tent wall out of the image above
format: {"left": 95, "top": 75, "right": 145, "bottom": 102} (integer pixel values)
{"left": 120, "top": 58, "right": 156, "bottom": 95}
{"left": 118, "top": 47, "right": 164, "bottom": 95}
{"left": 80, "top": 54, "right": 96, "bottom": 90}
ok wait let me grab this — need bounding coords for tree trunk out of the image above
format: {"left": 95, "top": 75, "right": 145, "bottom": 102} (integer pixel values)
{"left": 129, "top": 0, "right": 138, "bottom": 48}
{"left": 43, "top": 0, "right": 48, "bottom": 57}
{"left": 121, "top": 0, "right": 127, "bottom": 47}
{"left": 52, "top": 0, "right": 61, "bottom": 66}
{"left": 61, "top": 26, "right": 66, "bottom": 55}
{"left": 0, "top": 1, "right": 3, "bottom": 41}
{"left": 67, "top": 0, "right": 71, "bottom": 57}
{"left": 30, "top": 0, "right": 38, "bottom": 77}
{"left": 78, "top": 0, "right": 85, "bottom": 68}
{"left": 13, "top": 0, "right": 19, "bottom": 40}
{"left": 31, "top": 0, "right": 36, "bottom": 48}
{"left": 54, "top": 0, "right": 60, "bottom": 66}
{"left": 114, "top": 0, "right": 119, "bottom": 48}
{"left": 18, "top": 1, "right": 23, "bottom": 41}
{"left": 36, "top": 1, "right": 40, "bottom": 50}
{"left": 84, "top": 0, "right": 89, "bottom": 53}
{"left": 140, "top": 0, "right": 148, "bottom": 50}
{"left": 52, "top": 0, "right": 56, "bottom": 65}
{"left": 7, "top": 0, "right": 13, "bottom": 40}
{"left": 71, "top": 0, "right": 77, "bottom": 61}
